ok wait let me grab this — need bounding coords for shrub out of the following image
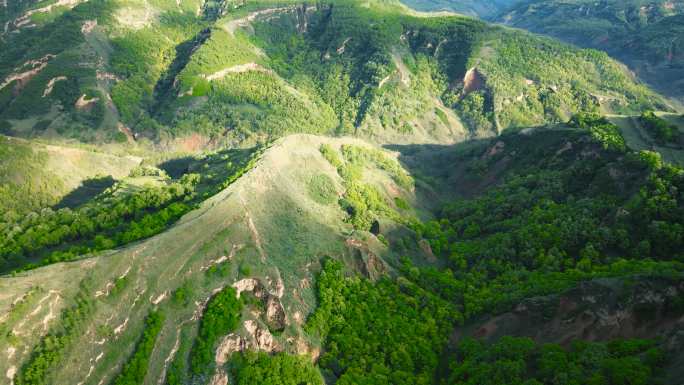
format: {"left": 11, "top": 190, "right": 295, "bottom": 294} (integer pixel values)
{"left": 189, "top": 286, "right": 243, "bottom": 378}
{"left": 112, "top": 311, "right": 165, "bottom": 385}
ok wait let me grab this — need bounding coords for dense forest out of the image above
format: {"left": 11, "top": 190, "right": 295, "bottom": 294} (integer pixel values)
{"left": 302, "top": 113, "right": 684, "bottom": 384}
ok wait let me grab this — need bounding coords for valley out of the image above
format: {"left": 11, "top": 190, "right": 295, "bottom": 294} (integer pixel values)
{"left": 0, "top": 0, "right": 683, "bottom": 384}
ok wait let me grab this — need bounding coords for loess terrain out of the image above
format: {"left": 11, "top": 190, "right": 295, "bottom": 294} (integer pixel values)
{"left": 0, "top": 0, "right": 683, "bottom": 385}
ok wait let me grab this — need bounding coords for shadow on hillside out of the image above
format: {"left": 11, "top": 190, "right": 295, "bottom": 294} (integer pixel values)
{"left": 383, "top": 137, "right": 495, "bottom": 205}
{"left": 158, "top": 156, "right": 195, "bottom": 178}
{"left": 55, "top": 175, "right": 115, "bottom": 209}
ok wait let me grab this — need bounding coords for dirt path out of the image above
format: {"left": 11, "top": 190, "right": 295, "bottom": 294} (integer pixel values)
{"left": 239, "top": 195, "right": 266, "bottom": 262}
{"left": 42, "top": 76, "right": 67, "bottom": 97}
{"left": 222, "top": 7, "right": 293, "bottom": 35}
{"left": 157, "top": 327, "right": 183, "bottom": 385}
{"left": 205, "top": 62, "right": 271, "bottom": 81}
{"left": 12, "top": 0, "right": 85, "bottom": 30}
{"left": 40, "top": 295, "right": 59, "bottom": 331}
{"left": 391, "top": 52, "right": 411, "bottom": 87}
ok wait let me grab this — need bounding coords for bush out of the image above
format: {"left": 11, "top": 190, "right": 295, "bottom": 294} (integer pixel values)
{"left": 231, "top": 352, "right": 324, "bottom": 385}
{"left": 307, "top": 174, "right": 338, "bottom": 205}
{"left": 189, "top": 286, "right": 243, "bottom": 378}
{"left": 640, "top": 111, "right": 679, "bottom": 144}
{"left": 113, "top": 311, "right": 165, "bottom": 385}
{"left": 569, "top": 113, "right": 626, "bottom": 151}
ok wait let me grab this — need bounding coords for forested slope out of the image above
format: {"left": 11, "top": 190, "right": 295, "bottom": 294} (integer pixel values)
{"left": 0, "top": 115, "right": 682, "bottom": 385}
{"left": 496, "top": 0, "right": 684, "bottom": 104}
{"left": 0, "top": 0, "right": 669, "bottom": 146}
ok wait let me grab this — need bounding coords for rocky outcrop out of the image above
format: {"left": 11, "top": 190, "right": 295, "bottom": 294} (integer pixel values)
{"left": 265, "top": 296, "right": 286, "bottom": 330}
{"left": 233, "top": 276, "right": 287, "bottom": 330}
{"left": 232, "top": 278, "right": 263, "bottom": 298}
{"left": 457, "top": 277, "right": 684, "bottom": 346}
{"left": 214, "top": 319, "right": 281, "bottom": 365}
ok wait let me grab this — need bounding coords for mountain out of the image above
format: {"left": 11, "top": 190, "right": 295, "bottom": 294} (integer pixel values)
{"left": 0, "top": 0, "right": 670, "bottom": 149}
{"left": 496, "top": 0, "right": 684, "bottom": 105}
{"left": 2, "top": 115, "right": 683, "bottom": 385}
{"left": 1, "top": 1, "right": 684, "bottom": 385}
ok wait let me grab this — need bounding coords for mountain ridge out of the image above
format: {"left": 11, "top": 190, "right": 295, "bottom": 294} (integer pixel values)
{"left": 0, "top": 1, "right": 683, "bottom": 384}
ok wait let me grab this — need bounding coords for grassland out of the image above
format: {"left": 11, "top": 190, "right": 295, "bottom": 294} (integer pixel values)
{"left": 0, "top": 135, "right": 141, "bottom": 215}
{"left": 0, "top": 134, "right": 422, "bottom": 384}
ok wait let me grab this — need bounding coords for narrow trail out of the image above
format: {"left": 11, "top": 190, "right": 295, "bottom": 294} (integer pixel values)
{"left": 239, "top": 195, "right": 266, "bottom": 262}
{"left": 205, "top": 62, "right": 271, "bottom": 81}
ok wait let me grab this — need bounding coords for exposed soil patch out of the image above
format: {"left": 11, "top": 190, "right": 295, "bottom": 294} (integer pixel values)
{"left": 81, "top": 19, "right": 97, "bottom": 34}
{"left": 0, "top": 54, "right": 56, "bottom": 93}
{"left": 42, "top": 76, "right": 67, "bottom": 97}
{"left": 75, "top": 94, "right": 100, "bottom": 111}
{"left": 462, "top": 67, "right": 485, "bottom": 95}
{"left": 205, "top": 62, "right": 271, "bottom": 81}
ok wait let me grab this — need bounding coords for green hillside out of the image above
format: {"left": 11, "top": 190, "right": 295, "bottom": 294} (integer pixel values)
{"left": 0, "top": 0, "right": 669, "bottom": 146}
{"left": 496, "top": 0, "right": 684, "bottom": 104}
{"left": 0, "top": 135, "right": 141, "bottom": 215}
{"left": 0, "top": 1, "right": 683, "bottom": 385}
{"left": 1, "top": 119, "right": 683, "bottom": 384}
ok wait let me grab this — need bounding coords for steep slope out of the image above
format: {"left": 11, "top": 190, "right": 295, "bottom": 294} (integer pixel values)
{"left": 496, "top": 0, "right": 684, "bottom": 105}
{"left": 165, "top": 2, "right": 668, "bottom": 140}
{"left": 0, "top": 0, "right": 670, "bottom": 147}
{"left": 0, "top": 134, "right": 422, "bottom": 385}
{"left": 1, "top": 1, "right": 684, "bottom": 384}
{"left": 1, "top": 117, "right": 684, "bottom": 384}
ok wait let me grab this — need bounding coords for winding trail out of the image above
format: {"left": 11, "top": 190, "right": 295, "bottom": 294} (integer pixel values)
{"left": 205, "top": 62, "right": 271, "bottom": 81}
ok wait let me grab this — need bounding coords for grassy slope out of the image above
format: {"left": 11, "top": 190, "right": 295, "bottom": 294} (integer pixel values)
{"left": 164, "top": 1, "right": 667, "bottom": 142}
{"left": 608, "top": 113, "right": 684, "bottom": 166}
{"left": 0, "top": 135, "right": 141, "bottom": 214}
{"left": 0, "top": 134, "right": 422, "bottom": 384}
{"left": 1, "top": 126, "right": 682, "bottom": 383}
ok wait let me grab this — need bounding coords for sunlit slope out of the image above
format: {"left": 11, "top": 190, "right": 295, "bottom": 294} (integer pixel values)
{"left": 0, "top": 0, "right": 671, "bottom": 148}
{"left": 0, "top": 135, "right": 141, "bottom": 214}
{"left": 0, "top": 134, "right": 422, "bottom": 385}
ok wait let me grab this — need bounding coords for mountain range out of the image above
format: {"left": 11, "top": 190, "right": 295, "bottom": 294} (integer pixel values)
{"left": 0, "top": 1, "right": 683, "bottom": 384}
